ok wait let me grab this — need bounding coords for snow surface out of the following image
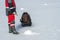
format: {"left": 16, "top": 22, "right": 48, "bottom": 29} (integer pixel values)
{"left": 0, "top": 0, "right": 60, "bottom": 40}
{"left": 23, "top": 30, "right": 40, "bottom": 35}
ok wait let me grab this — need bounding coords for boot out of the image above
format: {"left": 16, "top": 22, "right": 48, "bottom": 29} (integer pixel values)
{"left": 8, "top": 24, "right": 13, "bottom": 33}
{"left": 12, "top": 26, "right": 19, "bottom": 34}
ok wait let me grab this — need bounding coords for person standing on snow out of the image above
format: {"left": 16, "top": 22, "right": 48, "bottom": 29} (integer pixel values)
{"left": 5, "top": 0, "right": 18, "bottom": 34}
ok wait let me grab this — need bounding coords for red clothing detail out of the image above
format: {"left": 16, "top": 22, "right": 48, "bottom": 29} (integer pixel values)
{"left": 5, "top": 0, "right": 16, "bottom": 7}
{"left": 8, "top": 14, "right": 15, "bottom": 23}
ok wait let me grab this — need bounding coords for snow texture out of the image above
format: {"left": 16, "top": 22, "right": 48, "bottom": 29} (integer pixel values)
{"left": 0, "top": 0, "right": 60, "bottom": 40}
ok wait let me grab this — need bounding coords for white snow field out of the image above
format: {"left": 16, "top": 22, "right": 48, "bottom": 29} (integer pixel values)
{"left": 0, "top": 0, "right": 60, "bottom": 40}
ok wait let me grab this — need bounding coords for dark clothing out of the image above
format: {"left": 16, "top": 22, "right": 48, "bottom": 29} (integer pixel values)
{"left": 6, "top": 8, "right": 16, "bottom": 16}
{"left": 5, "top": 0, "right": 16, "bottom": 16}
{"left": 20, "top": 12, "right": 32, "bottom": 26}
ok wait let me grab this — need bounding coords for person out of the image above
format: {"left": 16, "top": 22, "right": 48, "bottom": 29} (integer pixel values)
{"left": 5, "top": 0, "right": 18, "bottom": 34}
{"left": 20, "top": 12, "right": 32, "bottom": 26}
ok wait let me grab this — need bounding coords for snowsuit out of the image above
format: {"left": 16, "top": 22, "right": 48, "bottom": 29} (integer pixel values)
{"left": 5, "top": 0, "right": 16, "bottom": 26}
{"left": 5, "top": 0, "right": 18, "bottom": 34}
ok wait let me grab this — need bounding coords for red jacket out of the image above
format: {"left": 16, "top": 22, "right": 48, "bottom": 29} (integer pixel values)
{"left": 5, "top": 0, "right": 16, "bottom": 8}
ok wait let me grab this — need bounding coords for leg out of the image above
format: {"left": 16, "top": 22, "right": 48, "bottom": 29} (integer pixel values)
{"left": 28, "top": 22, "right": 32, "bottom": 26}
{"left": 10, "top": 20, "right": 19, "bottom": 34}
{"left": 8, "top": 23, "right": 13, "bottom": 33}
{"left": 8, "top": 17, "right": 13, "bottom": 33}
{"left": 8, "top": 14, "right": 19, "bottom": 34}
{"left": 26, "top": 22, "right": 32, "bottom": 26}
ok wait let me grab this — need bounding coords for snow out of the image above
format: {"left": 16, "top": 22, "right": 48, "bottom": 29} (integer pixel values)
{"left": 23, "top": 30, "right": 40, "bottom": 35}
{"left": 20, "top": 8, "right": 24, "bottom": 10}
{"left": 0, "top": 0, "right": 60, "bottom": 40}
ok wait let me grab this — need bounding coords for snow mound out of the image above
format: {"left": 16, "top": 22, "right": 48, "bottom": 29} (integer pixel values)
{"left": 23, "top": 30, "right": 40, "bottom": 35}
{"left": 20, "top": 8, "right": 24, "bottom": 10}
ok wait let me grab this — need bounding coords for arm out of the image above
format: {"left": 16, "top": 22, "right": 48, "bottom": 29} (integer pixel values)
{"left": 12, "top": 0, "right": 16, "bottom": 7}
{"left": 13, "top": 8, "right": 18, "bottom": 16}
{"left": 5, "top": 0, "right": 9, "bottom": 8}
{"left": 20, "top": 17, "right": 23, "bottom": 23}
{"left": 12, "top": 0, "right": 18, "bottom": 15}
